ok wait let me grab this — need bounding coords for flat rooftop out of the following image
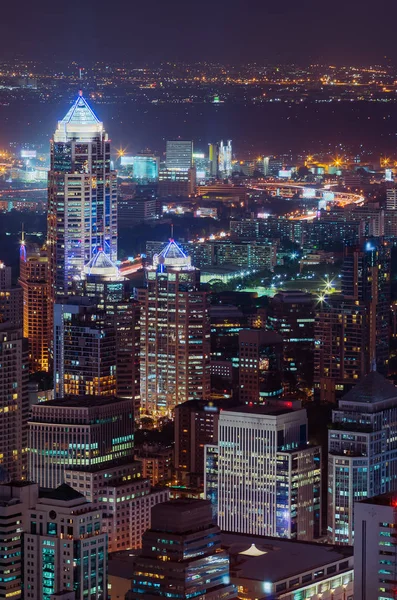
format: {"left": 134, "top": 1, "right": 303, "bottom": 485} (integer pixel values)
{"left": 222, "top": 532, "right": 352, "bottom": 582}
{"left": 222, "top": 405, "right": 298, "bottom": 417}
{"left": 33, "top": 395, "right": 128, "bottom": 408}
{"left": 360, "top": 492, "right": 397, "bottom": 507}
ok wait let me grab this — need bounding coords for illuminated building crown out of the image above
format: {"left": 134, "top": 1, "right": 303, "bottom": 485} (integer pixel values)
{"left": 54, "top": 91, "right": 104, "bottom": 142}
{"left": 83, "top": 250, "right": 122, "bottom": 281}
{"left": 153, "top": 239, "right": 192, "bottom": 269}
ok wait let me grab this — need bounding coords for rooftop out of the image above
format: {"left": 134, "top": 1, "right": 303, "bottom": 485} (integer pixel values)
{"left": 222, "top": 404, "right": 298, "bottom": 417}
{"left": 222, "top": 532, "right": 353, "bottom": 583}
{"left": 61, "top": 93, "right": 100, "bottom": 126}
{"left": 340, "top": 371, "right": 397, "bottom": 405}
{"left": 54, "top": 92, "right": 104, "bottom": 142}
{"left": 153, "top": 239, "right": 192, "bottom": 269}
{"left": 360, "top": 492, "right": 397, "bottom": 507}
{"left": 40, "top": 483, "right": 85, "bottom": 503}
{"left": 83, "top": 250, "right": 123, "bottom": 281}
{"left": 32, "top": 395, "right": 128, "bottom": 409}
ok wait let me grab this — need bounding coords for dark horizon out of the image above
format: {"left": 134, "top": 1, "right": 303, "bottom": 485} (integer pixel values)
{"left": 2, "top": 0, "right": 397, "bottom": 66}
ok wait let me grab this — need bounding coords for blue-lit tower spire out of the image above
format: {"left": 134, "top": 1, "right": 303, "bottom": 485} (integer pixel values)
{"left": 47, "top": 91, "right": 117, "bottom": 305}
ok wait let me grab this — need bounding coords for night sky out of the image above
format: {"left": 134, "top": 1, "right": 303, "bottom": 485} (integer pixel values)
{"left": 2, "top": 0, "right": 397, "bottom": 65}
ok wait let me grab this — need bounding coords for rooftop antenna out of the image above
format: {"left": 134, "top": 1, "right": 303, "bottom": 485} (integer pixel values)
{"left": 21, "top": 223, "right": 25, "bottom": 245}
{"left": 170, "top": 223, "right": 174, "bottom": 241}
{"left": 78, "top": 89, "right": 83, "bottom": 97}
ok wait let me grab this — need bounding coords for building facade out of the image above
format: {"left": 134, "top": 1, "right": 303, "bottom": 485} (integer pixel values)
{"left": 217, "top": 406, "right": 321, "bottom": 541}
{"left": 47, "top": 92, "right": 117, "bottom": 304}
{"left": 328, "top": 371, "right": 397, "bottom": 545}
{"left": 140, "top": 240, "right": 211, "bottom": 418}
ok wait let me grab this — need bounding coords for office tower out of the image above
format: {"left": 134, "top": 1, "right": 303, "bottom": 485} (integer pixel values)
{"left": 354, "top": 492, "right": 397, "bottom": 600}
{"left": 217, "top": 406, "right": 321, "bottom": 540}
{"left": 0, "top": 262, "right": 22, "bottom": 326}
{"left": 0, "top": 481, "right": 38, "bottom": 600}
{"left": 315, "top": 295, "right": 368, "bottom": 402}
{"left": 239, "top": 329, "right": 283, "bottom": 404}
{"left": 204, "top": 444, "right": 219, "bottom": 521}
{"left": 140, "top": 239, "right": 211, "bottom": 419}
{"left": 218, "top": 140, "right": 232, "bottom": 177}
{"left": 175, "top": 399, "right": 223, "bottom": 487}
{"left": 0, "top": 322, "right": 29, "bottom": 481}
{"left": 126, "top": 499, "right": 237, "bottom": 600}
{"left": 342, "top": 241, "right": 391, "bottom": 374}
{"left": 19, "top": 243, "right": 50, "bottom": 372}
{"left": 24, "top": 483, "right": 107, "bottom": 600}
{"left": 165, "top": 140, "right": 193, "bottom": 170}
{"left": 135, "top": 445, "right": 173, "bottom": 485}
{"left": 47, "top": 92, "right": 117, "bottom": 304}
{"left": 386, "top": 187, "right": 397, "bottom": 210}
{"left": 267, "top": 291, "right": 315, "bottom": 392}
{"left": 328, "top": 371, "right": 397, "bottom": 546}
{"left": 208, "top": 143, "right": 219, "bottom": 177}
{"left": 28, "top": 396, "right": 168, "bottom": 553}
{"left": 132, "top": 153, "right": 159, "bottom": 181}
{"left": 158, "top": 166, "right": 196, "bottom": 197}
{"left": 28, "top": 396, "right": 134, "bottom": 489}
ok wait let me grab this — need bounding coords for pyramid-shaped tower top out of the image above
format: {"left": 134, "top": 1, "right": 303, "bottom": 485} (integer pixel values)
{"left": 83, "top": 250, "right": 123, "bottom": 281}
{"left": 54, "top": 91, "right": 104, "bottom": 143}
{"left": 153, "top": 239, "right": 192, "bottom": 269}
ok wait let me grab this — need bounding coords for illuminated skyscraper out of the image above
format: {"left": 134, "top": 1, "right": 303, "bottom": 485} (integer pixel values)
{"left": 139, "top": 240, "right": 211, "bottom": 418}
{"left": 0, "top": 262, "right": 22, "bottom": 327}
{"left": 47, "top": 92, "right": 117, "bottom": 304}
{"left": 218, "top": 140, "right": 232, "bottom": 177}
{"left": 165, "top": 140, "right": 193, "bottom": 170}
{"left": 19, "top": 243, "right": 50, "bottom": 372}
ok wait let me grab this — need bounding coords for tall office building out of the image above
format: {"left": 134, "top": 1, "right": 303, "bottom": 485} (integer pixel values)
{"left": 218, "top": 140, "right": 232, "bottom": 177}
{"left": 47, "top": 92, "right": 117, "bottom": 304}
{"left": 140, "top": 239, "right": 211, "bottom": 419}
{"left": 57, "top": 251, "right": 141, "bottom": 413}
{"left": 24, "top": 483, "right": 107, "bottom": 600}
{"left": 28, "top": 396, "right": 168, "bottom": 553}
{"left": 126, "top": 499, "right": 237, "bottom": 600}
{"left": 342, "top": 241, "right": 390, "bottom": 374}
{"left": 354, "top": 492, "right": 397, "bottom": 600}
{"left": 208, "top": 143, "right": 219, "bottom": 178}
{"left": 0, "top": 322, "right": 29, "bottom": 481}
{"left": 28, "top": 396, "right": 135, "bottom": 489}
{"left": 315, "top": 241, "right": 391, "bottom": 402}
{"left": 165, "top": 140, "right": 193, "bottom": 170}
{"left": 239, "top": 329, "right": 283, "bottom": 404}
{"left": 217, "top": 406, "right": 321, "bottom": 540}
{"left": 0, "top": 481, "right": 38, "bottom": 600}
{"left": 386, "top": 187, "right": 397, "bottom": 210}
{"left": 131, "top": 153, "right": 159, "bottom": 181}
{"left": 328, "top": 371, "right": 397, "bottom": 546}
{"left": 19, "top": 243, "right": 50, "bottom": 372}
{"left": 174, "top": 399, "right": 224, "bottom": 487}
{"left": 0, "top": 262, "right": 22, "bottom": 327}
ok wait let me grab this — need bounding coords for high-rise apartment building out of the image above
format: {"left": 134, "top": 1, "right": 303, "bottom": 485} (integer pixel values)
{"left": 386, "top": 187, "right": 397, "bottom": 210}
{"left": 19, "top": 243, "right": 50, "bottom": 372}
{"left": 0, "top": 481, "right": 38, "bottom": 600}
{"left": 0, "top": 322, "right": 29, "bottom": 481}
{"left": 24, "top": 483, "right": 107, "bottom": 600}
{"left": 47, "top": 92, "right": 117, "bottom": 304}
{"left": 126, "top": 499, "right": 237, "bottom": 600}
{"left": 328, "top": 371, "right": 397, "bottom": 546}
{"left": 140, "top": 239, "right": 211, "bottom": 418}
{"left": 217, "top": 406, "right": 321, "bottom": 540}
{"left": 165, "top": 140, "right": 193, "bottom": 170}
{"left": 354, "top": 492, "right": 397, "bottom": 600}
{"left": 239, "top": 329, "right": 283, "bottom": 404}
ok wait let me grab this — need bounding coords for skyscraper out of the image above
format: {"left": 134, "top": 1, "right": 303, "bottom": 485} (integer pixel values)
{"left": 140, "top": 239, "right": 211, "bottom": 419}
{"left": 24, "top": 483, "right": 107, "bottom": 600}
{"left": 0, "top": 261, "right": 22, "bottom": 327}
{"left": 47, "top": 92, "right": 117, "bottom": 304}
{"left": 54, "top": 251, "right": 140, "bottom": 410}
{"left": 19, "top": 243, "right": 50, "bottom": 372}
{"left": 0, "top": 322, "right": 29, "bottom": 481}
{"left": 165, "top": 140, "right": 193, "bottom": 170}
{"left": 126, "top": 499, "right": 237, "bottom": 600}
{"left": 217, "top": 405, "right": 321, "bottom": 540}
{"left": 239, "top": 329, "right": 283, "bottom": 404}
{"left": 328, "top": 371, "right": 397, "bottom": 546}
{"left": 218, "top": 140, "right": 232, "bottom": 177}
